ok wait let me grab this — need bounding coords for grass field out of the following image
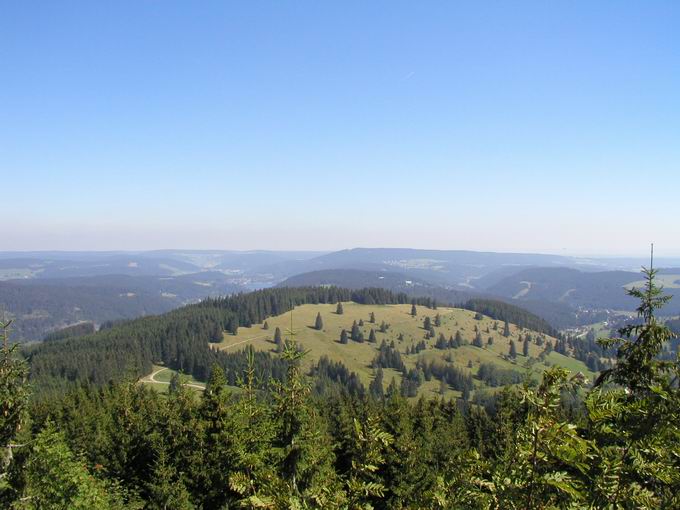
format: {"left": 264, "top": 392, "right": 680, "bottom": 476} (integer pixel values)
{"left": 214, "top": 302, "right": 594, "bottom": 399}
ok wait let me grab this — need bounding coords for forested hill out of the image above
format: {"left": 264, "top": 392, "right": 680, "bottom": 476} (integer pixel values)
{"left": 461, "top": 298, "right": 558, "bottom": 337}
{"left": 23, "top": 286, "right": 553, "bottom": 395}
{"left": 23, "top": 287, "right": 423, "bottom": 394}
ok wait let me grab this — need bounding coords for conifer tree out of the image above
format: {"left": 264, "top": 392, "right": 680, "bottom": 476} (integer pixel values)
{"left": 1, "top": 320, "right": 28, "bottom": 496}
{"left": 351, "top": 321, "right": 360, "bottom": 341}
{"left": 473, "top": 331, "right": 483, "bottom": 348}
{"left": 206, "top": 364, "right": 227, "bottom": 396}
{"left": 340, "top": 329, "right": 348, "bottom": 344}
{"left": 369, "top": 367, "right": 384, "bottom": 399}
{"left": 263, "top": 321, "right": 269, "bottom": 330}
{"left": 211, "top": 322, "right": 223, "bottom": 342}
{"left": 423, "top": 316, "right": 432, "bottom": 330}
{"left": 274, "top": 327, "right": 283, "bottom": 351}
{"left": 369, "top": 329, "right": 377, "bottom": 343}
{"left": 336, "top": 302, "right": 344, "bottom": 315}
{"left": 509, "top": 340, "right": 517, "bottom": 359}
{"left": 411, "top": 303, "right": 417, "bottom": 316}
{"left": 503, "top": 320, "right": 511, "bottom": 337}
{"left": 20, "top": 425, "right": 126, "bottom": 509}
{"left": 314, "top": 312, "right": 323, "bottom": 331}
{"left": 169, "top": 372, "right": 181, "bottom": 394}
{"left": 369, "top": 312, "right": 376, "bottom": 323}
{"left": 523, "top": 338, "right": 530, "bottom": 357}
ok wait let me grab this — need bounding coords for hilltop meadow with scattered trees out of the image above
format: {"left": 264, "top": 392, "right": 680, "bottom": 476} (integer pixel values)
{"left": 1, "top": 270, "right": 679, "bottom": 509}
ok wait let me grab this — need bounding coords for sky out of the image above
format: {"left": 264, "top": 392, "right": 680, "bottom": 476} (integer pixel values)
{"left": 1, "top": 1, "right": 679, "bottom": 256}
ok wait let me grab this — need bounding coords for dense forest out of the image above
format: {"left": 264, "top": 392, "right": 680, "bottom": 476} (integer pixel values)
{"left": 2, "top": 270, "right": 679, "bottom": 508}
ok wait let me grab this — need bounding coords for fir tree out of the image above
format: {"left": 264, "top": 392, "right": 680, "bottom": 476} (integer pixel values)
{"left": 369, "top": 367, "right": 384, "bottom": 399}
{"left": 336, "top": 302, "right": 344, "bottom": 315}
{"left": 509, "top": 340, "right": 517, "bottom": 359}
{"left": 411, "top": 303, "right": 417, "bottom": 316}
{"left": 369, "top": 312, "right": 376, "bottom": 323}
{"left": 314, "top": 312, "right": 323, "bottom": 331}
{"left": 473, "top": 332, "right": 483, "bottom": 348}
{"left": 340, "top": 329, "right": 349, "bottom": 344}
{"left": 439, "top": 377, "right": 448, "bottom": 395}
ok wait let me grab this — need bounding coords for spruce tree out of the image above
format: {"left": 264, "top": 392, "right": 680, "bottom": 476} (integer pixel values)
{"left": 369, "top": 312, "right": 376, "bottom": 323}
{"left": 369, "top": 329, "right": 377, "bottom": 343}
{"left": 509, "top": 340, "right": 517, "bottom": 359}
{"left": 423, "top": 316, "right": 432, "bottom": 330}
{"left": 523, "top": 338, "right": 530, "bottom": 357}
{"left": 263, "top": 321, "right": 269, "bottom": 330}
{"left": 473, "top": 332, "right": 483, "bottom": 348}
{"left": 1, "top": 320, "right": 29, "bottom": 491}
{"left": 336, "top": 302, "right": 344, "bottom": 315}
{"left": 314, "top": 312, "right": 323, "bottom": 331}
{"left": 340, "top": 329, "right": 349, "bottom": 344}
{"left": 503, "top": 320, "right": 511, "bottom": 338}
{"left": 411, "top": 303, "right": 417, "bottom": 316}
{"left": 369, "top": 367, "right": 384, "bottom": 399}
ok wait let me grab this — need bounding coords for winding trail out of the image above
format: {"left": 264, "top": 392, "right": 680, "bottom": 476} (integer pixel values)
{"left": 140, "top": 367, "right": 206, "bottom": 391}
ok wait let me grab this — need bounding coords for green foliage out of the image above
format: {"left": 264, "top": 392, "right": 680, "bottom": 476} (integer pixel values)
{"left": 1, "top": 321, "right": 29, "bottom": 496}
{"left": 4, "top": 267, "right": 679, "bottom": 508}
{"left": 17, "top": 424, "right": 128, "bottom": 509}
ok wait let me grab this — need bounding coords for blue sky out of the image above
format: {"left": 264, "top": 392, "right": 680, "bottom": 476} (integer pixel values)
{"left": 2, "top": 1, "right": 679, "bottom": 255}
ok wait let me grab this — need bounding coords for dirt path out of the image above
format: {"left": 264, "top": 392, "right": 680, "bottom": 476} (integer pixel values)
{"left": 220, "top": 332, "right": 271, "bottom": 350}
{"left": 140, "top": 367, "right": 206, "bottom": 391}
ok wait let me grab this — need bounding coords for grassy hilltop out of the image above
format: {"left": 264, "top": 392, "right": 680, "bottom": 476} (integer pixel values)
{"left": 214, "top": 302, "right": 593, "bottom": 399}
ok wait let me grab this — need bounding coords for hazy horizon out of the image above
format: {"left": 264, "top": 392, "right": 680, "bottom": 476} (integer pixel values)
{"left": 3, "top": 2, "right": 679, "bottom": 256}
{"left": 0, "top": 245, "right": 677, "bottom": 261}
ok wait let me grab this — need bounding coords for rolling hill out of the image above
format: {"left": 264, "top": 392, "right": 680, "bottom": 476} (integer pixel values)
{"left": 213, "top": 301, "right": 593, "bottom": 400}
{"left": 0, "top": 273, "right": 242, "bottom": 341}
{"left": 487, "top": 267, "right": 680, "bottom": 314}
